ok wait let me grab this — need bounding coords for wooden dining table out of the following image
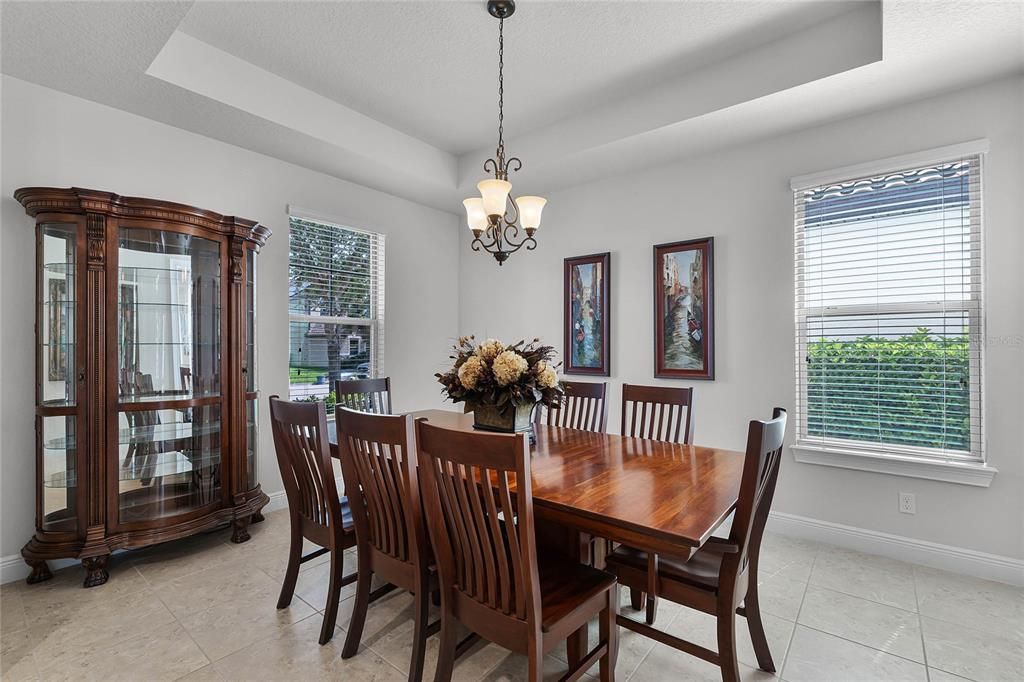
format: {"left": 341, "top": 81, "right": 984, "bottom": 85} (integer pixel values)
{"left": 331, "top": 408, "right": 748, "bottom": 668}
{"left": 404, "top": 409, "right": 746, "bottom": 559}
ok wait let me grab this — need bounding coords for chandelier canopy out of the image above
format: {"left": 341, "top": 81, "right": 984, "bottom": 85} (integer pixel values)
{"left": 464, "top": 0, "right": 547, "bottom": 266}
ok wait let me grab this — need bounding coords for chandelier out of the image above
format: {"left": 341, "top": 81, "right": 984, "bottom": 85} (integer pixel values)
{"left": 464, "top": 0, "right": 547, "bottom": 266}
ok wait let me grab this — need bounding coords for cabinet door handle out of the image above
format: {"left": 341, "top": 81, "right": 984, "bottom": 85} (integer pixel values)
{"left": 78, "top": 370, "right": 86, "bottom": 383}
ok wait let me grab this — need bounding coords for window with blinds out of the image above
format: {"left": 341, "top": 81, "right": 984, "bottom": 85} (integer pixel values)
{"left": 287, "top": 215, "right": 385, "bottom": 404}
{"left": 794, "top": 154, "right": 983, "bottom": 463}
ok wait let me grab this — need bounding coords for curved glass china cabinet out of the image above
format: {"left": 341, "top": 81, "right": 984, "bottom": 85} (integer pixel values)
{"left": 15, "top": 187, "right": 270, "bottom": 587}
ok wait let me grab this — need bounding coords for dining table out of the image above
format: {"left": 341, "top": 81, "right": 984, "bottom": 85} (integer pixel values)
{"left": 331, "top": 408, "right": 748, "bottom": 667}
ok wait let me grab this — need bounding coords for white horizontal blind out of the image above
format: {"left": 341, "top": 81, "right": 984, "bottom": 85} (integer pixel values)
{"left": 287, "top": 215, "right": 385, "bottom": 402}
{"left": 794, "top": 154, "right": 983, "bottom": 463}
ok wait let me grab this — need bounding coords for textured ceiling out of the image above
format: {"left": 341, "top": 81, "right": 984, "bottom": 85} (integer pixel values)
{"left": 177, "top": 1, "right": 858, "bottom": 154}
{"left": 2, "top": 1, "right": 1022, "bottom": 213}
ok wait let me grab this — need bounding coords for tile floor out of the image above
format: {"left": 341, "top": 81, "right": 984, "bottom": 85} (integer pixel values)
{"left": 2, "top": 509, "right": 1021, "bottom": 681}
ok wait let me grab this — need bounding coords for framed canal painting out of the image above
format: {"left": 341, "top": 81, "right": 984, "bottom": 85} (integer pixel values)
{"left": 654, "top": 238, "right": 714, "bottom": 380}
{"left": 564, "top": 252, "right": 610, "bottom": 376}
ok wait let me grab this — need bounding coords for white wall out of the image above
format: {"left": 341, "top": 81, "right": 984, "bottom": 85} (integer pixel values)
{"left": 0, "top": 76, "right": 461, "bottom": 560}
{"left": 459, "top": 76, "right": 1024, "bottom": 561}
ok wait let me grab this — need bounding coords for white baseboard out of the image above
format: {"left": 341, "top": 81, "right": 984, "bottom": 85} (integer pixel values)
{"left": 263, "top": 488, "right": 288, "bottom": 514}
{"left": 768, "top": 511, "right": 1024, "bottom": 587}
{"left": 1, "top": 489, "right": 291, "bottom": 586}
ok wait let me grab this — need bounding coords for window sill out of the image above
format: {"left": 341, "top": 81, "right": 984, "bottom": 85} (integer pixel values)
{"left": 791, "top": 444, "right": 997, "bottom": 487}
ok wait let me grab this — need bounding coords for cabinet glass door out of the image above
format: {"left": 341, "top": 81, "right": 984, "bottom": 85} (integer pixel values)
{"left": 116, "top": 228, "right": 223, "bottom": 522}
{"left": 38, "top": 223, "right": 78, "bottom": 531}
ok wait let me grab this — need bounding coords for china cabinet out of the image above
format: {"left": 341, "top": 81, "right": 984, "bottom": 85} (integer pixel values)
{"left": 15, "top": 187, "right": 270, "bottom": 587}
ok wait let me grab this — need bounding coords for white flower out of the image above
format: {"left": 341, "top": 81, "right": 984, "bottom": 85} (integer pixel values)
{"left": 458, "top": 356, "right": 485, "bottom": 390}
{"left": 492, "top": 350, "right": 528, "bottom": 386}
{"left": 475, "top": 338, "right": 504, "bottom": 361}
{"left": 538, "top": 365, "right": 558, "bottom": 389}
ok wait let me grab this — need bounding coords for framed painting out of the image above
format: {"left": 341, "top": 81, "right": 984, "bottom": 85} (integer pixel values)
{"left": 654, "top": 238, "right": 714, "bottom": 380}
{"left": 564, "top": 252, "right": 610, "bottom": 376}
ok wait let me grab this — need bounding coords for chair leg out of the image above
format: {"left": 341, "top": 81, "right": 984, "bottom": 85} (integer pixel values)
{"left": 434, "top": 611, "right": 457, "bottom": 682}
{"left": 629, "top": 587, "right": 646, "bottom": 611}
{"left": 341, "top": 564, "right": 372, "bottom": 658}
{"left": 645, "top": 553, "right": 659, "bottom": 625}
{"left": 526, "top": 641, "right": 544, "bottom": 682}
{"left": 319, "top": 550, "right": 344, "bottom": 646}
{"left": 645, "top": 594, "right": 659, "bottom": 625}
{"left": 566, "top": 624, "right": 587, "bottom": 669}
{"left": 408, "top": 579, "right": 429, "bottom": 682}
{"left": 743, "top": 582, "right": 776, "bottom": 673}
{"left": 717, "top": 609, "right": 740, "bottom": 682}
{"left": 599, "top": 585, "right": 618, "bottom": 682}
{"left": 276, "top": 526, "right": 302, "bottom": 609}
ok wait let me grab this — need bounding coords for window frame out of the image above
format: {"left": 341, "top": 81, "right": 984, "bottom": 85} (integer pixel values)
{"left": 790, "top": 141, "right": 996, "bottom": 487}
{"left": 286, "top": 210, "right": 385, "bottom": 405}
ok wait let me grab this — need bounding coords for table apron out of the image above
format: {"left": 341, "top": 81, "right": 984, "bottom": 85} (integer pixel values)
{"left": 533, "top": 502, "right": 699, "bottom": 563}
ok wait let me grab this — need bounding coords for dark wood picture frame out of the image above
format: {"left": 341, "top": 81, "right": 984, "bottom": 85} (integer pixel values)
{"left": 564, "top": 252, "right": 611, "bottom": 376}
{"left": 654, "top": 238, "right": 714, "bottom": 380}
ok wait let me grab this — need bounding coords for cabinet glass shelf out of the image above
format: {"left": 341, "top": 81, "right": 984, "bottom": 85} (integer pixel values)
{"left": 44, "top": 450, "right": 222, "bottom": 488}
{"left": 44, "top": 421, "right": 222, "bottom": 450}
{"left": 117, "top": 390, "right": 220, "bottom": 404}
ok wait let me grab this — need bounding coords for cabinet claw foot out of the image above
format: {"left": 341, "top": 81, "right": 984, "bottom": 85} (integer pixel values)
{"left": 231, "top": 517, "right": 251, "bottom": 544}
{"left": 25, "top": 559, "right": 52, "bottom": 584}
{"left": 82, "top": 555, "right": 110, "bottom": 588}
{"left": 251, "top": 510, "right": 265, "bottom": 524}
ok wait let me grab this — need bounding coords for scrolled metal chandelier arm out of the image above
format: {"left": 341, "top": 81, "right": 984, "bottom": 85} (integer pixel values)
{"left": 470, "top": 221, "right": 537, "bottom": 265}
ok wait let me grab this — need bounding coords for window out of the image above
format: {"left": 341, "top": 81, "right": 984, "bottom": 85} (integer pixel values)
{"left": 792, "top": 145, "right": 990, "bottom": 484}
{"left": 288, "top": 214, "right": 385, "bottom": 404}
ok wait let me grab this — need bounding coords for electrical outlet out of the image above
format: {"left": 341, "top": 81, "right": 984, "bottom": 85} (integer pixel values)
{"left": 899, "top": 492, "right": 916, "bottom": 514}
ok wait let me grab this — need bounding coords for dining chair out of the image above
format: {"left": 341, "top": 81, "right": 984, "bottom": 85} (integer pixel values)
{"left": 268, "top": 395, "right": 358, "bottom": 645}
{"left": 335, "top": 406, "right": 435, "bottom": 681}
{"left": 604, "top": 408, "right": 788, "bottom": 682}
{"left": 534, "top": 380, "right": 608, "bottom": 432}
{"left": 415, "top": 419, "right": 619, "bottom": 682}
{"left": 617, "top": 383, "right": 695, "bottom": 622}
{"left": 620, "top": 383, "right": 694, "bottom": 444}
{"left": 335, "top": 376, "right": 393, "bottom": 414}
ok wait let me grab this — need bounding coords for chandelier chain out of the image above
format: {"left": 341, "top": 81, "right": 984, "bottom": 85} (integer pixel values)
{"left": 497, "top": 16, "right": 504, "bottom": 162}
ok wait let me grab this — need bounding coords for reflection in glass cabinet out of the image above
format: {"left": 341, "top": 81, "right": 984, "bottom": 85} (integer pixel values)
{"left": 117, "top": 228, "right": 223, "bottom": 523}
{"left": 40, "top": 415, "right": 77, "bottom": 531}
{"left": 39, "top": 224, "right": 77, "bottom": 407}
{"left": 118, "top": 406, "right": 222, "bottom": 522}
{"left": 118, "top": 228, "right": 221, "bottom": 403}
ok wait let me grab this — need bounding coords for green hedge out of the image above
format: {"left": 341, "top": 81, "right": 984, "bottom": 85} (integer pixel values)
{"left": 806, "top": 329, "right": 971, "bottom": 451}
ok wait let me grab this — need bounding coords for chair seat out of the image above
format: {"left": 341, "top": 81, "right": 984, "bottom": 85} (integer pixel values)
{"left": 538, "top": 554, "right": 617, "bottom": 632}
{"left": 606, "top": 543, "right": 730, "bottom": 591}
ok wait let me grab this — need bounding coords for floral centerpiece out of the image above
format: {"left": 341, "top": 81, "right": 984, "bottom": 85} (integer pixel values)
{"left": 436, "top": 336, "right": 564, "bottom": 437}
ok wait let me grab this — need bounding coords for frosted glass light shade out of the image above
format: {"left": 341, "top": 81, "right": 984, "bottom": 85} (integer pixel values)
{"left": 516, "top": 196, "right": 547, "bottom": 230}
{"left": 463, "top": 198, "right": 487, "bottom": 232}
{"left": 478, "top": 179, "right": 512, "bottom": 217}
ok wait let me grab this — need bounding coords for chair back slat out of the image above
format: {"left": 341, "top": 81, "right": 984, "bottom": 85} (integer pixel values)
{"left": 621, "top": 384, "right": 694, "bottom": 444}
{"left": 335, "top": 407, "right": 425, "bottom": 565}
{"left": 728, "top": 408, "right": 787, "bottom": 572}
{"left": 535, "top": 380, "right": 608, "bottom": 432}
{"left": 416, "top": 420, "right": 539, "bottom": 623}
{"left": 269, "top": 396, "right": 341, "bottom": 533}
{"left": 335, "top": 377, "right": 393, "bottom": 414}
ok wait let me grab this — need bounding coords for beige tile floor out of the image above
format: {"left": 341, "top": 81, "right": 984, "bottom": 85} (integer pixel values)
{"left": 2, "top": 509, "right": 1021, "bottom": 681}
